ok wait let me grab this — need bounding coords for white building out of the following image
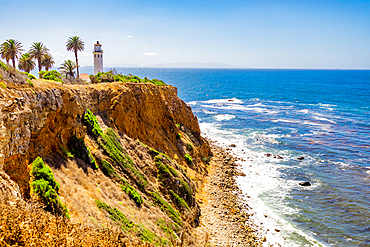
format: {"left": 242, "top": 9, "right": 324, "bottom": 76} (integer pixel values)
{"left": 93, "top": 41, "right": 103, "bottom": 74}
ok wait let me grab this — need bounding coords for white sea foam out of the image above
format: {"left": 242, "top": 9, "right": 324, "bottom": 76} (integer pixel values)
{"left": 202, "top": 104, "right": 279, "bottom": 114}
{"left": 187, "top": 101, "right": 197, "bottom": 105}
{"left": 313, "top": 116, "right": 336, "bottom": 124}
{"left": 214, "top": 114, "right": 235, "bottom": 121}
{"left": 201, "top": 98, "right": 243, "bottom": 104}
{"left": 203, "top": 110, "right": 218, "bottom": 114}
{"left": 199, "top": 122, "right": 326, "bottom": 247}
{"left": 299, "top": 109, "right": 309, "bottom": 114}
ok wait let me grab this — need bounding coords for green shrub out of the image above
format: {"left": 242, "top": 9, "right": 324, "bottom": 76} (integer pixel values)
{"left": 95, "top": 200, "right": 134, "bottom": 232}
{"left": 68, "top": 137, "right": 98, "bottom": 170}
{"left": 120, "top": 179, "right": 143, "bottom": 206}
{"left": 84, "top": 109, "right": 147, "bottom": 190}
{"left": 28, "top": 79, "right": 34, "bottom": 87}
{"left": 83, "top": 109, "right": 103, "bottom": 138}
{"left": 28, "top": 73, "right": 36, "bottom": 80}
{"left": 0, "top": 74, "right": 3, "bottom": 80}
{"left": 0, "top": 61, "right": 7, "bottom": 71}
{"left": 202, "top": 156, "right": 210, "bottom": 164}
{"left": 179, "top": 179, "right": 192, "bottom": 198}
{"left": 186, "top": 143, "right": 193, "bottom": 151}
{"left": 176, "top": 133, "right": 181, "bottom": 139}
{"left": 175, "top": 124, "right": 180, "bottom": 128}
{"left": 150, "top": 191, "right": 181, "bottom": 225}
{"left": 39, "top": 70, "right": 63, "bottom": 82}
{"left": 96, "top": 200, "right": 168, "bottom": 244}
{"left": 169, "top": 189, "right": 190, "bottom": 211}
{"left": 155, "top": 155, "right": 178, "bottom": 179}
{"left": 0, "top": 82, "right": 6, "bottom": 89}
{"left": 157, "top": 218, "right": 179, "bottom": 237}
{"left": 30, "top": 157, "right": 69, "bottom": 218}
{"left": 89, "top": 72, "right": 167, "bottom": 86}
{"left": 58, "top": 145, "right": 74, "bottom": 159}
{"left": 100, "top": 159, "right": 116, "bottom": 176}
{"left": 184, "top": 154, "right": 192, "bottom": 165}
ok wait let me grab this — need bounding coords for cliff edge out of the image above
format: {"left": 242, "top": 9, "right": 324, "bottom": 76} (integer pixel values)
{"left": 0, "top": 66, "right": 212, "bottom": 246}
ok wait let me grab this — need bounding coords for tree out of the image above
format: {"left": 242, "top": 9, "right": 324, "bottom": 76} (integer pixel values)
{"left": 41, "top": 53, "right": 55, "bottom": 71}
{"left": 18, "top": 53, "right": 36, "bottom": 73}
{"left": 29, "top": 42, "right": 49, "bottom": 72}
{"left": 0, "top": 39, "right": 24, "bottom": 67}
{"left": 66, "top": 36, "right": 84, "bottom": 78}
{"left": 59, "top": 59, "right": 77, "bottom": 78}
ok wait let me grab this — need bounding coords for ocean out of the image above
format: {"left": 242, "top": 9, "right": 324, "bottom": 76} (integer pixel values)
{"left": 80, "top": 67, "right": 370, "bottom": 246}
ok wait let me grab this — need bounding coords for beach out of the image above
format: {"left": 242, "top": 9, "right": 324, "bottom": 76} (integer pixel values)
{"left": 198, "top": 142, "right": 267, "bottom": 247}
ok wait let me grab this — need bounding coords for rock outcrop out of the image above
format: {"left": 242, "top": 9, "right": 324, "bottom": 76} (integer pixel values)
{"left": 0, "top": 79, "right": 210, "bottom": 198}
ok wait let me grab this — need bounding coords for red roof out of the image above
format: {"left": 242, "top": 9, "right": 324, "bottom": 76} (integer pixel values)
{"left": 79, "top": 73, "right": 90, "bottom": 80}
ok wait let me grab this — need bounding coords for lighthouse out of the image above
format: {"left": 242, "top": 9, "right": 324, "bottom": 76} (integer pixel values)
{"left": 93, "top": 41, "right": 103, "bottom": 74}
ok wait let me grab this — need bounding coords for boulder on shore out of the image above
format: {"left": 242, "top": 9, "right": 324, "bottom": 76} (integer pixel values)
{"left": 299, "top": 181, "right": 311, "bottom": 186}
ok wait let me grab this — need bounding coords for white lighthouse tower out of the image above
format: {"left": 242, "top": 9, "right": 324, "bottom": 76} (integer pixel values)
{"left": 93, "top": 41, "right": 103, "bottom": 74}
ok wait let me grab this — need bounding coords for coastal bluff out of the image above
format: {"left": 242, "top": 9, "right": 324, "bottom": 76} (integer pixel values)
{"left": 0, "top": 68, "right": 214, "bottom": 246}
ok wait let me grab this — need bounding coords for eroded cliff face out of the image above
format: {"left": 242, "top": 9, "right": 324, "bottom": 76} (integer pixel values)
{"left": 0, "top": 80, "right": 211, "bottom": 198}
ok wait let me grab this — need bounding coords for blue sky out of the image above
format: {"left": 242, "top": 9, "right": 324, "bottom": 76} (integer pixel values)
{"left": 1, "top": 0, "right": 370, "bottom": 68}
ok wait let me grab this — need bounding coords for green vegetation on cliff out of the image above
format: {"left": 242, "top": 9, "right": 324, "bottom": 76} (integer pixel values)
{"left": 96, "top": 200, "right": 170, "bottom": 245}
{"left": 30, "top": 157, "right": 69, "bottom": 218}
{"left": 90, "top": 71, "right": 166, "bottom": 86}
{"left": 39, "top": 70, "right": 63, "bottom": 82}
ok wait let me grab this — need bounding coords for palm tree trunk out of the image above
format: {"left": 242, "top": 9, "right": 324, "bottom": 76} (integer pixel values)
{"left": 12, "top": 58, "right": 15, "bottom": 68}
{"left": 75, "top": 50, "right": 79, "bottom": 78}
{"left": 38, "top": 58, "right": 42, "bottom": 72}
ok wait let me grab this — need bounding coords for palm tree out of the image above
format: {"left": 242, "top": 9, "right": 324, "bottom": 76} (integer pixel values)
{"left": 29, "top": 42, "right": 49, "bottom": 72}
{"left": 18, "top": 53, "right": 36, "bottom": 73}
{"left": 0, "top": 39, "right": 24, "bottom": 67}
{"left": 59, "top": 60, "right": 77, "bottom": 78}
{"left": 41, "top": 53, "right": 55, "bottom": 71}
{"left": 66, "top": 36, "right": 84, "bottom": 77}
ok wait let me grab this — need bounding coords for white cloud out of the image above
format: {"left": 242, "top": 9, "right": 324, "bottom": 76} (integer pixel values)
{"left": 51, "top": 52, "right": 69, "bottom": 57}
{"left": 144, "top": 52, "right": 158, "bottom": 56}
{"left": 128, "top": 35, "right": 132, "bottom": 38}
{"left": 81, "top": 51, "right": 92, "bottom": 57}
{"left": 144, "top": 44, "right": 148, "bottom": 46}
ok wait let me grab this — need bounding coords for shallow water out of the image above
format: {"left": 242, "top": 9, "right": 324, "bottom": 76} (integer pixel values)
{"left": 82, "top": 67, "right": 370, "bottom": 246}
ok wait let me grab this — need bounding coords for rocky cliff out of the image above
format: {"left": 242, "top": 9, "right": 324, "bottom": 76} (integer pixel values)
{"left": 0, "top": 66, "right": 212, "bottom": 246}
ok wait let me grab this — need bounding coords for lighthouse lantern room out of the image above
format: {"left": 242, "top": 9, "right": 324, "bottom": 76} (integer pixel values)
{"left": 93, "top": 41, "right": 103, "bottom": 74}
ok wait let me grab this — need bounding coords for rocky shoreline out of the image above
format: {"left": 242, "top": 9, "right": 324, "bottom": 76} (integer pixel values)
{"left": 198, "top": 142, "right": 268, "bottom": 247}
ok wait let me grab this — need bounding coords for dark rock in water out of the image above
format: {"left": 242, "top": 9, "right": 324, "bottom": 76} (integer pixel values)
{"left": 276, "top": 155, "right": 284, "bottom": 159}
{"left": 297, "top": 156, "right": 305, "bottom": 160}
{"left": 230, "top": 144, "right": 236, "bottom": 148}
{"left": 265, "top": 153, "right": 272, "bottom": 157}
{"left": 299, "top": 181, "right": 311, "bottom": 186}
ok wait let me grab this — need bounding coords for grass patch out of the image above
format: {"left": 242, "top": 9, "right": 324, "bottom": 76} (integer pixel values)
{"left": 68, "top": 137, "right": 98, "bottom": 170}
{"left": 90, "top": 71, "right": 167, "bottom": 86}
{"left": 120, "top": 179, "right": 143, "bottom": 206}
{"left": 176, "top": 133, "right": 181, "bottom": 139}
{"left": 150, "top": 191, "right": 181, "bottom": 226}
{"left": 96, "top": 200, "right": 169, "bottom": 245}
{"left": 0, "top": 82, "right": 6, "bottom": 89}
{"left": 186, "top": 143, "right": 193, "bottom": 151}
{"left": 84, "top": 110, "right": 147, "bottom": 190}
{"left": 58, "top": 145, "right": 74, "bottom": 159}
{"left": 184, "top": 154, "right": 192, "bottom": 165}
{"left": 84, "top": 109, "right": 103, "bottom": 138}
{"left": 30, "top": 157, "right": 69, "bottom": 218}
{"left": 100, "top": 159, "right": 116, "bottom": 176}
{"left": 95, "top": 200, "right": 134, "bottom": 232}
{"left": 169, "top": 190, "right": 190, "bottom": 211}
{"left": 179, "top": 179, "right": 192, "bottom": 199}
{"left": 157, "top": 219, "right": 179, "bottom": 237}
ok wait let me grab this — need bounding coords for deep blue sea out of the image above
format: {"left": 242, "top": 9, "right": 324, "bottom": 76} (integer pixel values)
{"left": 81, "top": 67, "right": 370, "bottom": 246}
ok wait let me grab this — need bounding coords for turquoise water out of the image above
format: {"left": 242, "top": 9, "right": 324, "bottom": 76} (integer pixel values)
{"left": 82, "top": 68, "right": 370, "bottom": 246}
